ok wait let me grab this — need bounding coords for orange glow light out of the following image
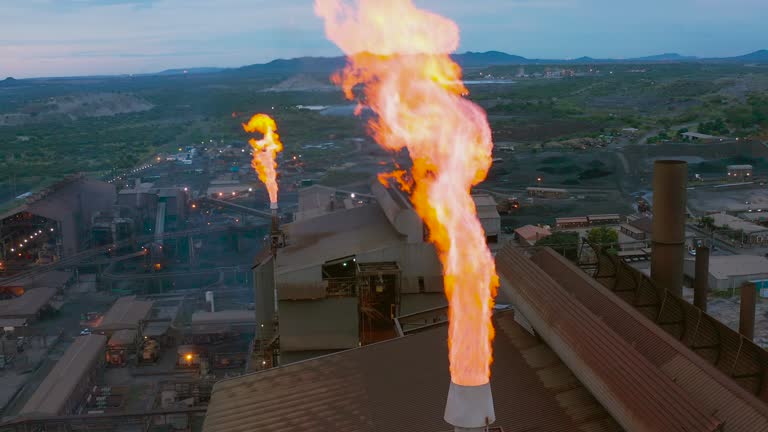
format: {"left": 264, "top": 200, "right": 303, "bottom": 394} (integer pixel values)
{"left": 242, "top": 114, "right": 284, "bottom": 204}
{"left": 316, "top": 0, "right": 498, "bottom": 386}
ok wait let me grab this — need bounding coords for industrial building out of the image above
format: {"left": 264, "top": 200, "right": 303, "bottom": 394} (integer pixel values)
{"left": 554, "top": 216, "right": 588, "bottom": 229}
{"left": 513, "top": 224, "right": 551, "bottom": 246}
{"left": 106, "top": 329, "right": 138, "bottom": 367}
{"left": 0, "top": 175, "right": 116, "bottom": 259}
{"left": 684, "top": 254, "right": 768, "bottom": 291}
{"left": 205, "top": 242, "right": 768, "bottom": 431}
{"left": 190, "top": 310, "right": 256, "bottom": 333}
{"left": 620, "top": 222, "right": 647, "bottom": 240}
{"left": 711, "top": 212, "right": 768, "bottom": 246}
{"left": 526, "top": 186, "right": 568, "bottom": 199}
{"left": 251, "top": 182, "right": 498, "bottom": 365}
{"left": 116, "top": 183, "right": 188, "bottom": 235}
{"left": 727, "top": 164, "right": 754, "bottom": 182}
{"left": 473, "top": 194, "right": 501, "bottom": 244}
{"left": 20, "top": 334, "right": 107, "bottom": 417}
{"left": 0, "top": 287, "right": 57, "bottom": 322}
{"left": 95, "top": 295, "right": 153, "bottom": 336}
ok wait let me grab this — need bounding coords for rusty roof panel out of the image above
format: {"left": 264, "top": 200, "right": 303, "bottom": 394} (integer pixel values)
{"left": 204, "top": 311, "right": 620, "bottom": 432}
{"left": 529, "top": 247, "right": 768, "bottom": 432}
{"left": 497, "top": 247, "right": 723, "bottom": 432}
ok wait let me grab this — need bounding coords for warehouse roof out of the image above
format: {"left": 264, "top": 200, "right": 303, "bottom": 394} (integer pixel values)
{"left": 728, "top": 164, "right": 753, "bottom": 170}
{"left": 203, "top": 310, "right": 621, "bottom": 432}
{"left": 685, "top": 255, "right": 768, "bottom": 280}
{"left": 514, "top": 225, "right": 551, "bottom": 245}
{"left": 20, "top": 334, "right": 107, "bottom": 416}
{"left": 96, "top": 296, "right": 153, "bottom": 332}
{"left": 0, "top": 288, "right": 56, "bottom": 318}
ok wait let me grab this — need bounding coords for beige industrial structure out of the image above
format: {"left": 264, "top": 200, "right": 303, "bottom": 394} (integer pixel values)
{"left": 252, "top": 182, "right": 501, "bottom": 364}
{"left": 684, "top": 255, "right": 768, "bottom": 291}
{"left": 20, "top": 335, "right": 107, "bottom": 417}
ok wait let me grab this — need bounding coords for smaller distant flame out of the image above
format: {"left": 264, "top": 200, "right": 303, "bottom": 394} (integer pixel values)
{"left": 243, "top": 114, "right": 283, "bottom": 204}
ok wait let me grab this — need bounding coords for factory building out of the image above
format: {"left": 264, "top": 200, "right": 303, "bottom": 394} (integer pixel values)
{"left": 0, "top": 287, "right": 57, "bottom": 322}
{"left": 727, "top": 164, "right": 753, "bottom": 182}
{"left": 95, "top": 295, "right": 153, "bottom": 336}
{"left": 0, "top": 175, "right": 116, "bottom": 259}
{"left": 253, "top": 182, "right": 456, "bottom": 365}
{"left": 473, "top": 194, "right": 501, "bottom": 244}
{"left": 117, "top": 183, "right": 188, "bottom": 234}
{"left": 526, "top": 186, "right": 568, "bottom": 199}
{"left": 206, "top": 243, "right": 768, "bottom": 432}
{"left": 684, "top": 255, "right": 768, "bottom": 291}
{"left": 554, "top": 216, "right": 589, "bottom": 229}
{"left": 513, "top": 224, "right": 551, "bottom": 246}
{"left": 711, "top": 212, "right": 768, "bottom": 246}
{"left": 20, "top": 334, "right": 107, "bottom": 417}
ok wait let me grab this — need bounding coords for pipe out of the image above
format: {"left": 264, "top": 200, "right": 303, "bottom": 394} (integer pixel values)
{"left": 444, "top": 381, "right": 495, "bottom": 432}
{"left": 650, "top": 160, "right": 688, "bottom": 296}
{"left": 739, "top": 282, "right": 756, "bottom": 340}
{"left": 693, "top": 246, "right": 709, "bottom": 311}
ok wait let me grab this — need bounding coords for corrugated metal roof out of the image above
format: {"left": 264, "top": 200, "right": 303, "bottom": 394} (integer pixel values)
{"left": 0, "top": 287, "right": 56, "bottom": 318}
{"left": 496, "top": 246, "right": 723, "bottom": 431}
{"left": 21, "top": 334, "right": 106, "bottom": 416}
{"left": 96, "top": 296, "right": 153, "bottom": 331}
{"left": 529, "top": 247, "right": 768, "bottom": 431}
{"left": 203, "top": 311, "right": 621, "bottom": 432}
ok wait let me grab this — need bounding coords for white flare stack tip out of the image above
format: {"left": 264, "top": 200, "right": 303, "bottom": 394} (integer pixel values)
{"left": 270, "top": 202, "right": 278, "bottom": 211}
{"left": 444, "top": 381, "right": 495, "bottom": 432}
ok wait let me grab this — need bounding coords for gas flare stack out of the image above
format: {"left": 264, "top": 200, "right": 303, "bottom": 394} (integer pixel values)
{"left": 445, "top": 381, "right": 495, "bottom": 431}
{"left": 269, "top": 202, "right": 284, "bottom": 256}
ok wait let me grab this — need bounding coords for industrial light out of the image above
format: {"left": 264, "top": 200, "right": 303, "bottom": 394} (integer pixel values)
{"left": 351, "top": 193, "right": 356, "bottom": 199}
{"left": 186, "top": 354, "right": 193, "bottom": 361}
{"left": 10, "top": 248, "right": 14, "bottom": 252}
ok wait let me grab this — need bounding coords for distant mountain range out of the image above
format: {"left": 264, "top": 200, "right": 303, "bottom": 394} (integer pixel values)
{"left": 147, "top": 49, "right": 768, "bottom": 77}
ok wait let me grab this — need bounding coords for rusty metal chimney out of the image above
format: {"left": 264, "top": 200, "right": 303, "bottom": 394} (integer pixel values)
{"left": 693, "top": 246, "right": 710, "bottom": 311}
{"left": 651, "top": 160, "right": 688, "bottom": 296}
{"left": 444, "top": 381, "right": 495, "bottom": 432}
{"left": 740, "top": 282, "right": 757, "bottom": 340}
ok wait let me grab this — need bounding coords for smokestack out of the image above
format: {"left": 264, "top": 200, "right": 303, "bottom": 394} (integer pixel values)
{"left": 270, "top": 202, "right": 279, "bottom": 234}
{"left": 651, "top": 160, "right": 688, "bottom": 296}
{"left": 444, "top": 382, "right": 495, "bottom": 432}
{"left": 693, "top": 246, "right": 710, "bottom": 311}
{"left": 739, "top": 282, "right": 756, "bottom": 340}
{"left": 205, "top": 290, "right": 215, "bottom": 313}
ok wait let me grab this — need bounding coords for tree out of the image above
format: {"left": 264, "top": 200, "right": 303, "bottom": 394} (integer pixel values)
{"left": 536, "top": 231, "right": 579, "bottom": 262}
{"left": 698, "top": 216, "right": 714, "bottom": 230}
{"left": 587, "top": 226, "right": 619, "bottom": 252}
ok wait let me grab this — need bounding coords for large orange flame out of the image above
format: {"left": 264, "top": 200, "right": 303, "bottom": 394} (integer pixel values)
{"left": 243, "top": 114, "right": 283, "bottom": 204}
{"left": 316, "top": 0, "right": 498, "bottom": 386}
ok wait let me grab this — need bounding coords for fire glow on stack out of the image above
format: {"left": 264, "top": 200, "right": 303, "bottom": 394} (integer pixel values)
{"left": 315, "top": 0, "right": 498, "bottom": 429}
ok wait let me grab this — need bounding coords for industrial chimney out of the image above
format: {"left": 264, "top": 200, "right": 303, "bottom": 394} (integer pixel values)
{"left": 651, "top": 160, "right": 688, "bottom": 296}
{"left": 693, "top": 245, "right": 710, "bottom": 311}
{"left": 444, "top": 381, "right": 495, "bottom": 431}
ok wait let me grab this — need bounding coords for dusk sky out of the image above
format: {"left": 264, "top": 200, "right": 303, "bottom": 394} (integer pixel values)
{"left": 1, "top": 0, "right": 766, "bottom": 78}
